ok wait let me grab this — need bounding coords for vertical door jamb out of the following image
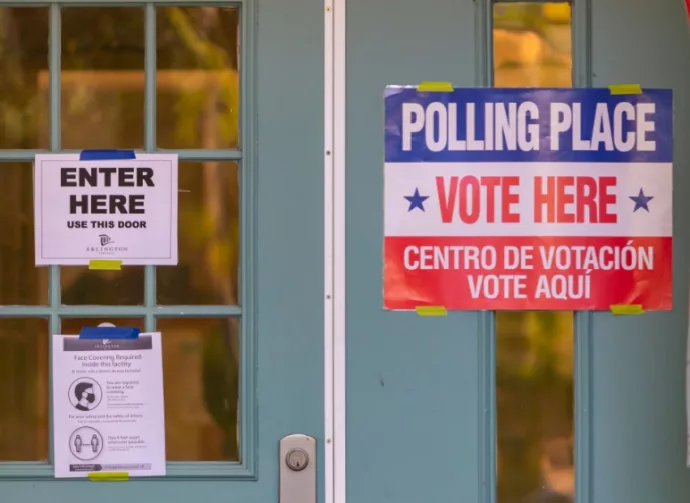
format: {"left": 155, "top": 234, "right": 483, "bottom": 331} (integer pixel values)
{"left": 475, "top": 2, "right": 496, "bottom": 503}
{"left": 572, "top": 1, "right": 594, "bottom": 502}
{"left": 325, "top": 0, "right": 346, "bottom": 502}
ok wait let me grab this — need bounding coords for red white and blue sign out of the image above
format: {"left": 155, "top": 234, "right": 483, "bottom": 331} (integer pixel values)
{"left": 383, "top": 86, "right": 673, "bottom": 310}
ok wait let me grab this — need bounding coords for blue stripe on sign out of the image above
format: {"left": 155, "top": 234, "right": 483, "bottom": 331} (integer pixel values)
{"left": 384, "top": 87, "right": 673, "bottom": 163}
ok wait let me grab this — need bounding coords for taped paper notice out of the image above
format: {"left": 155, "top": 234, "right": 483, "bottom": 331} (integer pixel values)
{"left": 33, "top": 152, "right": 178, "bottom": 266}
{"left": 52, "top": 331, "right": 166, "bottom": 478}
{"left": 382, "top": 86, "right": 673, "bottom": 311}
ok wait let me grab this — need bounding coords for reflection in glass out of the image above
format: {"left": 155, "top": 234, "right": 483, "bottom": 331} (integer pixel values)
{"left": 494, "top": 3, "right": 574, "bottom": 503}
{"left": 0, "top": 318, "right": 49, "bottom": 461}
{"left": 0, "top": 163, "right": 48, "bottom": 304}
{"left": 157, "top": 6, "right": 240, "bottom": 149}
{"left": 60, "top": 318, "right": 145, "bottom": 334}
{"left": 60, "top": 7, "right": 145, "bottom": 149}
{"left": 0, "top": 7, "right": 49, "bottom": 149}
{"left": 61, "top": 266, "right": 145, "bottom": 306}
{"left": 158, "top": 162, "right": 239, "bottom": 305}
{"left": 493, "top": 2, "right": 572, "bottom": 88}
{"left": 496, "top": 312, "right": 574, "bottom": 503}
{"left": 158, "top": 317, "right": 239, "bottom": 461}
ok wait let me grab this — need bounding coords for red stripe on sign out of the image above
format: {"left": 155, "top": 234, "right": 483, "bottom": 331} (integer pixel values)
{"left": 383, "top": 236, "right": 673, "bottom": 311}
{"left": 686, "top": 0, "right": 690, "bottom": 20}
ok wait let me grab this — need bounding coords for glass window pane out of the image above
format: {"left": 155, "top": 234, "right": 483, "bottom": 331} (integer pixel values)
{"left": 61, "top": 318, "right": 145, "bottom": 334}
{"left": 61, "top": 266, "right": 145, "bottom": 306}
{"left": 0, "top": 7, "right": 49, "bottom": 149}
{"left": 496, "top": 312, "right": 574, "bottom": 503}
{"left": 0, "top": 318, "right": 49, "bottom": 461}
{"left": 493, "top": 2, "right": 572, "bottom": 88}
{"left": 157, "top": 162, "right": 239, "bottom": 305}
{"left": 156, "top": 6, "right": 240, "bottom": 149}
{"left": 61, "top": 7, "right": 145, "bottom": 150}
{"left": 0, "top": 163, "right": 48, "bottom": 305}
{"left": 494, "top": 3, "right": 575, "bottom": 503}
{"left": 159, "top": 317, "right": 239, "bottom": 461}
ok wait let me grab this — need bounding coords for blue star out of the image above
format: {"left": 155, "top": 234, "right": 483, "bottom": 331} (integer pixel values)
{"left": 404, "top": 188, "right": 429, "bottom": 212}
{"left": 629, "top": 188, "right": 654, "bottom": 212}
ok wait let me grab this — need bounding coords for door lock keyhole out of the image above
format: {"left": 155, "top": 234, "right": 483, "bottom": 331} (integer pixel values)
{"left": 285, "top": 448, "right": 309, "bottom": 471}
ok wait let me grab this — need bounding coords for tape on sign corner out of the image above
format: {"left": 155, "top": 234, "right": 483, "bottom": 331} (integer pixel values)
{"left": 88, "top": 259, "right": 123, "bottom": 271}
{"left": 415, "top": 305, "right": 448, "bottom": 317}
{"left": 417, "top": 81, "right": 454, "bottom": 92}
{"left": 608, "top": 84, "right": 642, "bottom": 95}
{"left": 88, "top": 472, "right": 129, "bottom": 482}
{"left": 610, "top": 304, "right": 645, "bottom": 315}
{"left": 79, "top": 149, "right": 136, "bottom": 161}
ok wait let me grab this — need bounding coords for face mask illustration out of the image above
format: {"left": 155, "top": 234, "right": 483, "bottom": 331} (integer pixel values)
{"left": 74, "top": 382, "right": 97, "bottom": 411}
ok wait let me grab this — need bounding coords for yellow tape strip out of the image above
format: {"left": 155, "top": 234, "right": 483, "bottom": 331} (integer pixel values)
{"left": 610, "top": 304, "right": 645, "bottom": 315}
{"left": 415, "top": 306, "right": 448, "bottom": 316}
{"left": 88, "top": 259, "right": 123, "bottom": 270}
{"left": 608, "top": 84, "right": 642, "bottom": 95}
{"left": 417, "top": 81, "right": 453, "bottom": 92}
{"left": 88, "top": 472, "right": 129, "bottom": 482}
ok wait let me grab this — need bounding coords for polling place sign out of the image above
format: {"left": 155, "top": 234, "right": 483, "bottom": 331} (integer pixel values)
{"left": 34, "top": 153, "right": 178, "bottom": 265}
{"left": 383, "top": 86, "right": 673, "bottom": 310}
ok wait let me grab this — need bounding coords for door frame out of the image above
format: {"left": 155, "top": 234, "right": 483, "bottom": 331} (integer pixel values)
{"left": 324, "top": 0, "right": 346, "bottom": 503}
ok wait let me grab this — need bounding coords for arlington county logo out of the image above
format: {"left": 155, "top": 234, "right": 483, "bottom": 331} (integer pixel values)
{"left": 98, "top": 234, "right": 114, "bottom": 246}
{"left": 85, "top": 234, "right": 127, "bottom": 255}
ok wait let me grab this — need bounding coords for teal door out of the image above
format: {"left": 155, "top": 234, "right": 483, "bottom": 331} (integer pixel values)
{"left": 344, "top": 1, "right": 690, "bottom": 503}
{"left": 0, "top": 0, "right": 325, "bottom": 501}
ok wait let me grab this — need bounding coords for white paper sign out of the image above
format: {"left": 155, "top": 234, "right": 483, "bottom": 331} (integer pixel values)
{"left": 52, "top": 332, "right": 166, "bottom": 478}
{"left": 34, "top": 153, "right": 178, "bottom": 265}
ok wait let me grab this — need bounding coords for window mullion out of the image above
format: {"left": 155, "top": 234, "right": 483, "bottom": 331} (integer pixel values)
{"left": 47, "top": 1, "right": 62, "bottom": 468}
{"left": 144, "top": 2, "right": 157, "bottom": 332}
{"left": 48, "top": 4, "right": 61, "bottom": 318}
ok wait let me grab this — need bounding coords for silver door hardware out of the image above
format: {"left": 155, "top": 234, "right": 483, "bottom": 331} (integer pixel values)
{"left": 285, "top": 447, "right": 309, "bottom": 471}
{"left": 279, "top": 434, "right": 316, "bottom": 503}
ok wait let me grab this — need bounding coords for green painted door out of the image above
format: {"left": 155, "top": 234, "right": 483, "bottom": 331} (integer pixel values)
{"left": 0, "top": 1, "right": 325, "bottom": 501}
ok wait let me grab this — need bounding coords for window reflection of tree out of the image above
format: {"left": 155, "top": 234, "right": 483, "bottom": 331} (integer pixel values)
{"left": 0, "top": 6, "right": 241, "bottom": 461}
{"left": 496, "top": 312, "right": 574, "bottom": 503}
{"left": 159, "top": 6, "right": 241, "bottom": 461}
{"left": 493, "top": 3, "right": 575, "bottom": 503}
{"left": 0, "top": 7, "right": 48, "bottom": 150}
{"left": 0, "top": 7, "right": 50, "bottom": 461}
{"left": 0, "top": 320, "right": 48, "bottom": 461}
{"left": 493, "top": 2, "right": 572, "bottom": 89}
